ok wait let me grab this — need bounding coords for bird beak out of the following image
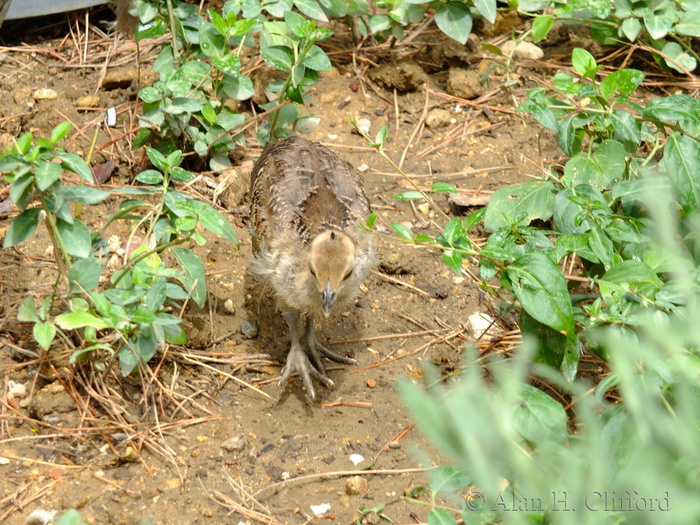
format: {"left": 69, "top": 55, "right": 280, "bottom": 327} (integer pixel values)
{"left": 321, "top": 283, "right": 335, "bottom": 318}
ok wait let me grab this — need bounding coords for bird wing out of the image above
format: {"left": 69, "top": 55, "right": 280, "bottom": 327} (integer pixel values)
{"left": 250, "top": 136, "right": 370, "bottom": 250}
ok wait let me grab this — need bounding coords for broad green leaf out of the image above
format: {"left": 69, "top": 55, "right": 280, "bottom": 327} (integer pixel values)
{"left": 599, "top": 69, "right": 644, "bottom": 100}
{"left": 135, "top": 169, "right": 164, "bottom": 185}
{"left": 598, "top": 260, "right": 662, "bottom": 300}
{"left": 442, "top": 250, "right": 463, "bottom": 274}
{"left": 4, "top": 208, "right": 41, "bottom": 248}
{"left": 197, "top": 203, "right": 239, "bottom": 245}
{"left": 293, "top": 0, "right": 328, "bottom": 21}
{"left": 302, "top": 45, "right": 331, "bottom": 72}
{"left": 587, "top": 228, "right": 614, "bottom": 269}
{"left": 677, "top": 9, "right": 700, "bottom": 37}
{"left": 430, "top": 465, "right": 471, "bottom": 495}
{"left": 199, "top": 22, "right": 226, "bottom": 58}
{"left": 33, "top": 322, "right": 56, "bottom": 350}
{"left": 664, "top": 133, "right": 700, "bottom": 206}
{"left": 261, "top": 45, "right": 294, "bottom": 70}
{"left": 428, "top": 509, "right": 457, "bottom": 525}
{"left": 514, "top": 384, "right": 568, "bottom": 445}
{"left": 35, "top": 161, "right": 62, "bottom": 191}
{"left": 56, "top": 218, "right": 92, "bottom": 259}
{"left": 610, "top": 110, "right": 641, "bottom": 149}
{"left": 390, "top": 223, "right": 414, "bottom": 241}
{"left": 55, "top": 311, "right": 109, "bottom": 330}
{"left": 212, "top": 54, "right": 241, "bottom": 76}
{"left": 517, "top": 99, "right": 558, "bottom": 132}
{"left": 55, "top": 152, "right": 93, "bottom": 183}
{"left": 643, "top": 6, "right": 675, "bottom": 39}
{"left": 119, "top": 346, "right": 139, "bottom": 376}
{"left": 553, "top": 184, "right": 606, "bottom": 235}
{"left": 18, "top": 296, "right": 40, "bottom": 323}
{"left": 221, "top": 73, "right": 255, "bottom": 101}
{"left": 620, "top": 17, "right": 641, "bottom": 41}
{"left": 284, "top": 10, "right": 312, "bottom": 37}
{"left": 661, "top": 42, "right": 697, "bottom": 74}
{"left": 508, "top": 252, "right": 574, "bottom": 334}
{"left": 483, "top": 181, "right": 554, "bottom": 232}
{"left": 532, "top": 15, "right": 553, "bottom": 42}
{"left": 50, "top": 121, "right": 71, "bottom": 144}
{"left": 472, "top": 0, "right": 496, "bottom": 23}
{"left": 643, "top": 94, "right": 700, "bottom": 122}
{"left": 69, "top": 257, "right": 102, "bottom": 293}
{"left": 520, "top": 310, "right": 566, "bottom": 368}
{"left": 571, "top": 48, "right": 599, "bottom": 79}
{"left": 63, "top": 185, "right": 110, "bottom": 204}
{"left": 563, "top": 140, "right": 626, "bottom": 188}
{"left": 173, "top": 247, "right": 207, "bottom": 308}
{"left": 435, "top": 1, "right": 472, "bottom": 45}
{"left": 164, "top": 323, "right": 187, "bottom": 344}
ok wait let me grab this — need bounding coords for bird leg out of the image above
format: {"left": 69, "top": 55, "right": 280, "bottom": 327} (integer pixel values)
{"left": 279, "top": 311, "right": 334, "bottom": 399}
{"left": 303, "top": 317, "right": 357, "bottom": 366}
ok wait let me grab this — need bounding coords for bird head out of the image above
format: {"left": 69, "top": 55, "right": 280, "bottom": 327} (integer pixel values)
{"left": 309, "top": 230, "right": 356, "bottom": 318}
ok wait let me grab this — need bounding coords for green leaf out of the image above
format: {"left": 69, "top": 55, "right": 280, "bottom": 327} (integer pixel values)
{"left": 514, "top": 384, "right": 568, "bottom": 445}
{"left": 599, "top": 69, "right": 644, "bottom": 100}
{"left": 431, "top": 182, "right": 457, "bottom": 193}
{"left": 643, "top": 5, "right": 675, "bottom": 39}
{"left": 132, "top": 306, "right": 156, "bottom": 324}
{"left": 587, "top": 228, "right": 614, "bottom": 269}
{"left": 34, "top": 161, "right": 62, "bottom": 191}
{"left": 598, "top": 260, "right": 662, "bottom": 300}
{"left": 518, "top": 98, "right": 558, "bottom": 132}
{"left": 212, "top": 54, "right": 241, "bottom": 76}
{"left": 442, "top": 250, "right": 463, "bottom": 274}
{"left": 520, "top": 309, "right": 566, "bottom": 368}
{"left": 14, "top": 132, "right": 33, "bottom": 155}
{"left": 483, "top": 181, "right": 554, "bottom": 232}
{"left": 677, "top": 9, "right": 700, "bottom": 37}
{"left": 664, "top": 133, "right": 700, "bottom": 206}
{"left": 55, "top": 311, "right": 109, "bottom": 330}
{"left": 643, "top": 94, "right": 700, "bottom": 122}
{"left": 394, "top": 191, "right": 424, "bottom": 200}
{"left": 55, "top": 152, "right": 94, "bottom": 183}
{"left": 472, "top": 0, "right": 496, "bottom": 23}
{"left": 428, "top": 509, "right": 457, "bottom": 525}
{"left": 661, "top": 42, "right": 697, "bottom": 74}
{"left": 69, "top": 257, "right": 102, "bottom": 293}
{"left": 553, "top": 184, "right": 606, "bottom": 235}
{"left": 302, "top": 45, "right": 331, "bottom": 72}
{"left": 620, "top": 17, "right": 641, "bottom": 41}
{"left": 57, "top": 508, "right": 87, "bottom": 525}
{"left": 146, "top": 147, "right": 168, "bottom": 172}
{"left": 119, "top": 346, "right": 139, "bottom": 376}
{"left": 199, "top": 21, "right": 227, "bottom": 58}
{"left": 173, "top": 248, "right": 207, "bottom": 308}
{"left": 261, "top": 45, "right": 294, "bottom": 70}
{"left": 18, "top": 296, "right": 40, "bottom": 323}
{"left": 284, "top": 10, "right": 312, "bottom": 37}
{"left": 4, "top": 208, "right": 41, "bottom": 248}
{"left": 610, "top": 110, "right": 641, "bottom": 148}
{"left": 434, "top": 1, "right": 472, "bottom": 45}
{"left": 571, "top": 48, "right": 600, "bottom": 79}
{"left": 561, "top": 335, "right": 581, "bottom": 382}
{"left": 197, "top": 202, "right": 239, "bottom": 245}
{"left": 430, "top": 465, "right": 471, "bottom": 495}
{"left": 63, "top": 185, "right": 111, "bottom": 204}
{"left": 56, "top": 218, "right": 92, "bottom": 259}
{"left": 33, "top": 322, "right": 57, "bottom": 350}
{"left": 221, "top": 73, "right": 255, "bottom": 101}
{"left": 390, "top": 223, "right": 414, "bottom": 241}
{"left": 293, "top": 0, "right": 328, "bottom": 21}
{"left": 508, "top": 252, "right": 574, "bottom": 334}
{"left": 136, "top": 169, "right": 164, "bottom": 185}
{"left": 164, "top": 323, "right": 187, "bottom": 344}
{"left": 50, "top": 121, "right": 71, "bottom": 144}
{"left": 531, "top": 15, "right": 553, "bottom": 42}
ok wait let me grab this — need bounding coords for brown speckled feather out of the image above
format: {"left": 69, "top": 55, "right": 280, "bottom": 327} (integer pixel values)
{"left": 250, "top": 136, "right": 371, "bottom": 253}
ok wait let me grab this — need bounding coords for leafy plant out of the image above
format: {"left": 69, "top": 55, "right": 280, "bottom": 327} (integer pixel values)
{"left": 523, "top": 0, "right": 699, "bottom": 74}
{"left": 1, "top": 125, "right": 239, "bottom": 375}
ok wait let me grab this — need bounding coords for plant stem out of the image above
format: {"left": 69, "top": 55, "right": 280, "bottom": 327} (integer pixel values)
{"left": 112, "top": 234, "right": 191, "bottom": 286}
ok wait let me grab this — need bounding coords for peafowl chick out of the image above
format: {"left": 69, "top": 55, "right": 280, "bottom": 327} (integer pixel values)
{"left": 249, "top": 136, "right": 375, "bottom": 399}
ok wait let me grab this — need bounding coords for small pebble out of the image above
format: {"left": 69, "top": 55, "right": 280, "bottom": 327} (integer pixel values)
{"left": 357, "top": 163, "right": 369, "bottom": 173}
{"left": 224, "top": 299, "right": 236, "bottom": 314}
{"left": 222, "top": 434, "right": 247, "bottom": 452}
{"left": 366, "top": 378, "right": 377, "bottom": 388}
{"left": 240, "top": 320, "right": 259, "bottom": 339}
{"left": 32, "top": 88, "right": 58, "bottom": 101}
{"left": 346, "top": 475, "right": 369, "bottom": 495}
{"left": 388, "top": 441, "right": 401, "bottom": 449}
{"left": 295, "top": 116, "right": 321, "bottom": 134}
{"left": 375, "top": 109, "right": 383, "bottom": 116}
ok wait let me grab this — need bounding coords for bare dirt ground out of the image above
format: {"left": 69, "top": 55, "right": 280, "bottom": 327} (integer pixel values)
{"left": 0, "top": 6, "right": 574, "bottom": 524}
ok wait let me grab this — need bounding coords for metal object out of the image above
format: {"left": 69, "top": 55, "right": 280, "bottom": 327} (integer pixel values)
{"left": 1, "top": 0, "right": 107, "bottom": 26}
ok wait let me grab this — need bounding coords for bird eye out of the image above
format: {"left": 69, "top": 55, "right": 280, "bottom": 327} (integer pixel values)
{"left": 342, "top": 268, "right": 354, "bottom": 281}
{"left": 309, "top": 264, "right": 317, "bottom": 278}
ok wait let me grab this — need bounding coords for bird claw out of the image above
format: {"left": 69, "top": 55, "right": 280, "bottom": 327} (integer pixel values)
{"left": 306, "top": 333, "right": 357, "bottom": 366}
{"left": 279, "top": 345, "right": 335, "bottom": 399}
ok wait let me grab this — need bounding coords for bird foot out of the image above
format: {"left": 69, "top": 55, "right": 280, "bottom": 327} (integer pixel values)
{"left": 306, "top": 333, "right": 357, "bottom": 366}
{"left": 279, "top": 344, "right": 335, "bottom": 399}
